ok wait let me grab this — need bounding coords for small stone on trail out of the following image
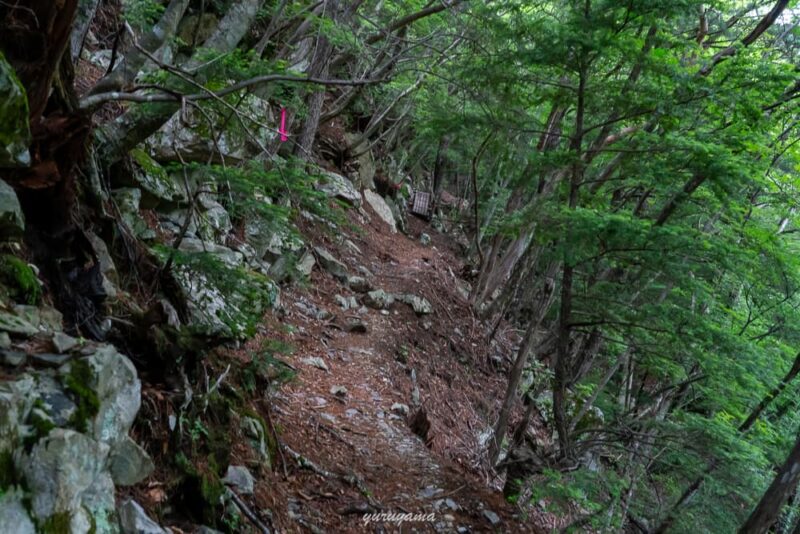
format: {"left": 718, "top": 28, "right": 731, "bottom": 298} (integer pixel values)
{"left": 347, "top": 276, "right": 372, "bottom": 293}
{"left": 365, "top": 289, "right": 394, "bottom": 309}
{"left": 330, "top": 385, "right": 348, "bottom": 397}
{"left": 335, "top": 295, "right": 350, "bottom": 310}
{"left": 301, "top": 357, "right": 329, "bottom": 371}
{"left": 344, "top": 317, "right": 367, "bottom": 333}
{"left": 319, "top": 413, "right": 337, "bottom": 424}
{"left": 391, "top": 403, "right": 410, "bottom": 416}
{"left": 418, "top": 486, "right": 442, "bottom": 499}
{"left": 482, "top": 510, "right": 501, "bottom": 525}
{"left": 420, "top": 233, "right": 431, "bottom": 246}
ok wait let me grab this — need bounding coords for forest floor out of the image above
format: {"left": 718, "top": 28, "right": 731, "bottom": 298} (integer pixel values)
{"left": 233, "top": 205, "right": 543, "bottom": 532}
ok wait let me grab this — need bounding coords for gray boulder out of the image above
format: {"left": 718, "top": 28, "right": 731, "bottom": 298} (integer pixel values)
{"left": 222, "top": 465, "right": 256, "bottom": 495}
{"left": 364, "top": 289, "right": 394, "bottom": 310}
{"left": 0, "top": 180, "right": 24, "bottom": 238}
{"left": 363, "top": 190, "right": 397, "bottom": 233}
{"left": 0, "top": 374, "right": 35, "bottom": 451}
{"left": 109, "top": 435, "right": 154, "bottom": 486}
{"left": 313, "top": 246, "right": 348, "bottom": 281}
{"left": 295, "top": 250, "right": 316, "bottom": 278}
{"left": 128, "top": 148, "right": 186, "bottom": 207}
{"left": 118, "top": 499, "right": 169, "bottom": 534}
{"left": 0, "top": 490, "right": 36, "bottom": 534}
{"left": 316, "top": 170, "right": 361, "bottom": 207}
{"left": 21, "top": 429, "right": 113, "bottom": 523}
{"left": 112, "top": 188, "right": 148, "bottom": 237}
{"left": 147, "top": 94, "right": 276, "bottom": 164}
{"left": 385, "top": 196, "right": 407, "bottom": 234}
{"left": 395, "top": 294, "right": 434, "bottom": 315}
{"left": 0, "top": 311, "right": 37, "bottom": 336}
{"left": 178, "top": 237, "right": 243, "bottom": 268}
{"left": 347, "top": 276, "right": 372, "bottom": 293}
{"left": 85, "top": 345, "right": 142, "bottom": 449}
{"left": 240, "top": 416, "right": 270, "bottom": 468}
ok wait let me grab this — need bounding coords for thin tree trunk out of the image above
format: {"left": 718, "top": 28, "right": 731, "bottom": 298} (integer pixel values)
{"left": 489, "top": 261, "right": 559, "bottom": 465}
{"left": 740, "top": 431, "right": 800, "bottom": 534}
{"left": 654, "top": 351, "right": 800, "bottom": 533}
{"left": 296, "top": 0, "right": 338, "bottom": 158}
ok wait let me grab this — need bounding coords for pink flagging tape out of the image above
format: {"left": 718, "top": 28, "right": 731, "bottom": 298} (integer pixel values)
{"left": 279, "top": 107, "right": 288, "bottom": 142}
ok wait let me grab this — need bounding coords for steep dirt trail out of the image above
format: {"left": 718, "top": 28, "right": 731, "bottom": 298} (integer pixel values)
{"left": 252, "top": 207, "right": 538, "bottom": 533}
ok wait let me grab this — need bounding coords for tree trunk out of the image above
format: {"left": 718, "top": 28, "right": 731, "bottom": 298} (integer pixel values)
{"left": 296, "top": 0, "right": 338, "bottom": 159}
{"left": 740, "top": 432, "right": 800, "bottom": 534}
{"left": 489, "top": 261, "right": 559, "bottom": 464}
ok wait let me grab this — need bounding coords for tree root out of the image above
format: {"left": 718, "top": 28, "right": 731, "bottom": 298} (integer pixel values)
{"left": 226, "top": 488, "right": 271, "bottom": 534}
{"left": 282, "top": 445, "right": 381, "bottom": 508}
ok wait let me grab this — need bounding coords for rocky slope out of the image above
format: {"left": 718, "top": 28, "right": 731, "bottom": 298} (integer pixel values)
{"left": 0, "top": 19, "right": 537, "bottom": 534}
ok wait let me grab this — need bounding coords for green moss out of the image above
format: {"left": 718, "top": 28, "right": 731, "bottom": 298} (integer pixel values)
{"left": 23, "top": 405, "right": 56, "bottom": 449}
{"left": 63, "top": 360, "right": 100, "bottom": 433}
{"left": 0, "top": 254, "right": 41, "bottom": 305}
{"left": 39, "top": 511, "right": 72, "bottom": 534}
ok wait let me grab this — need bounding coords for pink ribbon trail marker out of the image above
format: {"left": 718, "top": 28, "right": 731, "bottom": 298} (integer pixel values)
{"left": 279, "top": 107, "right": 288, "bottom": 142}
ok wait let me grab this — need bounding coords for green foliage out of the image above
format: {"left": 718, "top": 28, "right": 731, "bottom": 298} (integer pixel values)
{"left": 404, "top": 0, "right": 800, "bottom": 529}
{"left": 241, "top": 339, "right": 295, "bottom": 395}
{"left": 0, "top": 254, "right": 41, "bottom": 305}
{"left": 155, "top": 244, "right": 277, "bottom": 338}
{"left": 122, "top": 0, "right": 164, "bottom": 30}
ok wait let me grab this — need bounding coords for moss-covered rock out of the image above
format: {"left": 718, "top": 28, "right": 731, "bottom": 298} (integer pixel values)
{"left": 0, "top": 255, "right": 41, "bottom": 305}
{"left": 0, "top": 51, "right": 31, "bottom": 168}
{"left": 129, "top": 148, "right": 186, "bottom": 208}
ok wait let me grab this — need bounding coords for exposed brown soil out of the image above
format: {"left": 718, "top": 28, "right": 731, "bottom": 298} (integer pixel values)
{"left": 230, "top": 203, "right": 543, "bottom": 533}
{"left": 127, "top": 198, "right": 548, "bottom": 533}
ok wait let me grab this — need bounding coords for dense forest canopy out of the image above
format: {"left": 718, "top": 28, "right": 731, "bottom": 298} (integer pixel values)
{"left": 0, "top": 0, "right": 800, "bottom": 532}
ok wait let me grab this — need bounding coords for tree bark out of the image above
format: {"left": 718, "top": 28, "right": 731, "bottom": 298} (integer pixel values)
{"left": 70, "top": 0, "right": 102, "bottom": 63}
{"left": 489, "top": 261, "right": 559, "bottom": 465}
{"left": 296, "top": 0, "right": 338, "bottom": 158}
{"left": 740, "top": 432, "right": 800, "bottom": 534}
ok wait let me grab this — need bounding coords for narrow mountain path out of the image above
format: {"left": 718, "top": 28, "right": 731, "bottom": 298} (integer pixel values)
{"left": 244, "top": 207, "right": 540, "bottom": 533}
